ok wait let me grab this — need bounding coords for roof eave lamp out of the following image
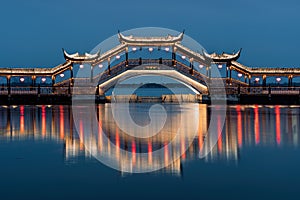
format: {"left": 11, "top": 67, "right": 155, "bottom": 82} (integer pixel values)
{"left": 148, "top": 47, "right": 153, "bottom": 52}
{"left": 238, "top": 73, "right": 243, "bottom": 78}
{"left": 255, "top": 77, "right": 260, "bottom": 84}
{"left": 99, "top": 64, "right": 103, "bottom": 68}
{"left": 41, "top": 77, "right": 47, "bottom": 83}
{"left": 165, "top": 47, "right": 170, "bottom": 52}
{"left": 116, "top": 55, "right": 121, "bottom": 60}
{"left": 20, "top": 77, "right": 25, "bottom": 82}
{"left": 181, "top": 55, "right": 186, "bottom": 60}
{"left": 199, "top": 64, "right": 204, "bottom": 69}
{"left": 132, "top": 47, "right": 137, "bottom": 52}
{"left": 60, "top": 73, "right": 65, "bottom": 78}
{"left": 79, "top": 64, "right": 84, "bottom": 69}
{"left": 218, "top": 64, "right": 223, "bottom": 69}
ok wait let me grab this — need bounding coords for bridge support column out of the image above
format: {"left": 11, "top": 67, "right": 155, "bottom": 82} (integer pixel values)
{"left": 288, "top": 75, "right": 293, "bottom": 87}
{"left": 69, "top": 65, "right": 73, "bottom": 86}
{"left": 262, "top": 75, "right": 266, "bottom": 87}
{"left": 125, "top": 47, "right": 129, "bottom": 66}
{"left": 52, "top": 75, "right": 55, "bottom": 94}
{"left": 159, "top": 57, "right": 162, "bottom": 64}
{"left": 189, "top": 58, "right": 194, "bottom": 75}
{"left": 32, "top": 75, "right": 36, "bottom": 93}
{"left": 229, "top": 67, "right": 232, "bottom": 85}
{"left": 90, "top": 65, "right": 94, "bottom": 83}
{"left": 6, "top": 75, "right": 11, "bottom": 96}
{"left": 208, "top": 66, "right": 211, "bottom": 85}
{"left": 172, "top": 46, "right": 176, "bottom": 66}
{"left": 108, "top": 57, "right": 111, "bottom": 75}
{"left": 32, "top": 75, "right": 36, "bottom": 87}
{"left": 226, "top": 66, "right": 229, "bottom": 79}
{"left": 37, "top": 84, "right": 40, "bottom": 96}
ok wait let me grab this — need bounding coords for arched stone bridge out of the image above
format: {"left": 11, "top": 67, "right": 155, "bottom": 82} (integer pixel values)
{"left": 1, "top": 31, "right": 300, "bottom": 103}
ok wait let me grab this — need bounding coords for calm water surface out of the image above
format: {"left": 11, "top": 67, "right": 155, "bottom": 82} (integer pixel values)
{"left": 0, "top": 104, "right": 300, "bottom": 199}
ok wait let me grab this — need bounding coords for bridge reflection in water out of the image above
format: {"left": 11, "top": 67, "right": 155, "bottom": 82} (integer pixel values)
{"left": 0, "top": 104, "right": 299, "bottom": 174}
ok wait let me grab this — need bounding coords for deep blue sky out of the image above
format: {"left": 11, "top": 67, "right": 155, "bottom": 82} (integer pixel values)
{"left": 0, "top": 0, "right": 299, "bottom": 68}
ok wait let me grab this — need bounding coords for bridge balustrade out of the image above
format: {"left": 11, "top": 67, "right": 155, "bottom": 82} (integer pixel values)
{"left": 10, "top": 87, "right": 38, "bottom": 95}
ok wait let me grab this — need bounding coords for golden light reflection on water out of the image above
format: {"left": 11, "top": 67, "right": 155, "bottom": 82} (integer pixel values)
{"left": 0, "top": 104, "right": 300, "bottom": 173}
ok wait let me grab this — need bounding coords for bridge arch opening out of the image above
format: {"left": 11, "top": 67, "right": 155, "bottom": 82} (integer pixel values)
{"left": 104, "top": 74, "right": 202, "bottom": 97}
